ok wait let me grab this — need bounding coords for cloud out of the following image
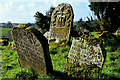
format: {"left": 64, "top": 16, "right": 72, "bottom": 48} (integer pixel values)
{"left": 52, "top": 0, "right": 57, "bottom": 7}
{"left": 0, "top": 2, "right": 14, "bottom": 22}
{"left": 28, "top": 3, "right": 35, "bottom": 8}
{"left": 4, "top": 1, "right": 13, "bottom": 7}
{"left": 0, "top": 1, "right": 33, "bottom": 23}
{"left": 9, "top": 1, "right": 13, "bottom": 6}
{"left": 44, "top": 0, "right": 50, "bottom": 5}
{"left": 19, "top": 5, "right": 25, "bottom": 10}
{"left": 0, "top": 1, "right": 14, "bottom": 16}
{"left": 0, "top": 1, "right": 92, "bottom": 23}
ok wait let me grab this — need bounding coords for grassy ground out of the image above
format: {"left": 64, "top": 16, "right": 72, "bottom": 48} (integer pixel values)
{"left": 1, "top": 33, "right": 120, "bottom": 79}
{"left": 0, "top": 27, "right": 12, "bottom": 38}
{"left": 1, "top": 44, "right": 72, "bottom": 79}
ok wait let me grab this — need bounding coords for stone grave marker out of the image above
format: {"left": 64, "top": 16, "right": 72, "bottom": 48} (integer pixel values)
{"left": 64, "top": 33, "right": 104, "bottom": 78}
{"left": 8, "top": 30, "right": 13, "bottom": 42}
{"left": 48, "top": 3, "right": 74, "bottom": 43}
{"left": 12, "top": 24, "right": 53, "bottom": 76}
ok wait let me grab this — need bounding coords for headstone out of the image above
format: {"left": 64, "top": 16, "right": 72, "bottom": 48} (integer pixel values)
{"left": 48, "top": 3, "right": 74, "bottom": 43}
{"left": 8, "top": 30, "right": 13, "bottom": 42}
{"left": 64, "top": 33, "right": 104, "bottom": 78}
{"left": 12, "top": 24, "right": 53, "bottom": 76}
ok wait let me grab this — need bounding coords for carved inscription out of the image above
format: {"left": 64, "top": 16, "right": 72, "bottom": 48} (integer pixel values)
{"left": 49, "top": 3, "right": 74, "bottom": 43}
{"left": 12, "top": 24, "right": 53, "bottom": 75}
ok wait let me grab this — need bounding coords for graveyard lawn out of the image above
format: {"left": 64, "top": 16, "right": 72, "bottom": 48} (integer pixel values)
{"left": 1, "top": 37, "right": 120, "bottom": 79}
{"left": 0, "top": 27, "right": 12, "bottom": 37}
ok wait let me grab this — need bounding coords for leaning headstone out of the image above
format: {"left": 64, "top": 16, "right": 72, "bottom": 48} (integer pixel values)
{"left": 64, "top": 33, "right": 104, "bottom": 78}
{"left": 12, "top": 24, "right": 53, "bottom": 76}
{"left": 48, "top": 3, "right": 74, "bottom": 44}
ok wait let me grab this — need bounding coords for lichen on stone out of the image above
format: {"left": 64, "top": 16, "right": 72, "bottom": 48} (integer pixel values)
{"left": 64, "top": 33, "right": 104, "bottom": 78}
{"left": 45, "top": 3, "right": 74, "bottom": 45}
{"left": 12, "top": 24, "right": 53, "bottom": 76}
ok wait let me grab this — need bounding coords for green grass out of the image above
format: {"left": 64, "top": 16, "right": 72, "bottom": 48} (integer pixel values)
{"left": 1, "top": 34, "right": 120, "bottom": 79}
{"left": 1, "top": 43, "right": 72, "bottom": 79}
{"left": 91, "top": 32, "right": 100, "bottom": 38}
{"left": 50, "top": 45, "right": 70, "bottom": 71}
{"left": 102, "top": 52, "right": 120, "bottom": 78}
{"left": 1, "top": 45, "right": 39, "bottom": 79}
{"left": 0, "top": 27, "right": 12, "bottom": 37}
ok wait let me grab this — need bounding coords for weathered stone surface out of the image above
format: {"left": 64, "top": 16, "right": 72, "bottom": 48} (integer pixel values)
{"left": 8, "top": 30, "right": 13, "bottom": 42}
{"left": 44, "top": 31, "right": 51, "bottom": 39}
{"left": 12, "top": 24, "right": 53, "bottom": 76}
{"left": 64, "top": 33, "right": 104, "bottom": 78}
{"left": 48, "top": 3, "right": 74, "bottom": 43}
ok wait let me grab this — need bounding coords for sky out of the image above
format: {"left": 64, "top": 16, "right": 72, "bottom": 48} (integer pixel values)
{"left": 0, "top": 0, "right": 94, "bottom": 23}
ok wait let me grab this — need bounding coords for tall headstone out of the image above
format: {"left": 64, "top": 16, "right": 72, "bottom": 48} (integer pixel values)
{"left": 12, "top": 24, "right": 53, "bottom": 76}
{"left": 64, "top": 33, "right": 104, "bottom": 78}
{"left": 48, "top": 3, "right": 74, "bottom": 43}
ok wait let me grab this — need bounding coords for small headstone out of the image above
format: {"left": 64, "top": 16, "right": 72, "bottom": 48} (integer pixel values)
{"left": 48, "top": 3, "right": 74, "bottom": 43}
{"left": 8, "top": 30, "right": 13, "bottom": 42}
{"left": 64, "top": 33, "right": 104, "bottom": 78}
{"left": 12, "top": 24, "right": 53, "bottom": 75}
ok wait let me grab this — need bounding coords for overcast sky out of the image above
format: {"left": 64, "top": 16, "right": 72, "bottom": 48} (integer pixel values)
{"left": 0, "top": 0, "right": 94, "bottom": 23}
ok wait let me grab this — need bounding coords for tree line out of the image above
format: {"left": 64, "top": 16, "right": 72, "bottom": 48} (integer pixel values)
{"left": 34, "top": 2, "right": 120, "bottom": 35}
{"left": 0, "top": 21, "right": 13, "bottom": 28}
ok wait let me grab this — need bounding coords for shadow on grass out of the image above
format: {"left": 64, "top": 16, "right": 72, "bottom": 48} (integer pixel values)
{"left": 48, "top": 70, "right": 82, "bottom": 80}
{"left": 48, "top": 70, "right": 120, "bottom": 80}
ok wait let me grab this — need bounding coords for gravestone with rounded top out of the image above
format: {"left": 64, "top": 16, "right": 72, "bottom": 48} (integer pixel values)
{"left": 48, "top": 3, "right": 74, "bottom": 43}
{"left": 12, "top": 24, "right": 53, "bottom": 76}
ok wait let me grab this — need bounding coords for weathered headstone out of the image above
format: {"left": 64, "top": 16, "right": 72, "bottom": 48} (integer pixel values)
{"left": 8, "top": 30, "right": 13, "bottom": 42}
{"left": 12, "top": 24, "right": 53, "bottom": 76}
{"left": 48, "top": 3, "right": 74, "bottom": 43}
{"left": 64, "top": 33, "right": 104, "bottom": 78}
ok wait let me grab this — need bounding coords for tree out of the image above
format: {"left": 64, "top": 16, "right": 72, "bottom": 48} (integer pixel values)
{"left": 34, "top": 7, "right": 55, "bottom": 34}
{"left": 6, "top": 21, "right": 13, "bottom": 28}
{"left": 34, "top": 12, "right": 49, "bottom": 33}
{"left": 27, "top": 23, "right": 32, "bottom": 26}
{"left": 76, "top": 17, "right": 100, "bottom": 32}
{"left": 46, "top": 7, "right": 55, "bottom": 18}
{"left": 89, "top": 2, "right": 120, "bottom": 32}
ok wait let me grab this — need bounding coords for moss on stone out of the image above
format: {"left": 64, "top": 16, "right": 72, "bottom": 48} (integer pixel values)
{"left": 64, "top": 32, "right": 104, "bottom": 78}
{"left": 12, "top": 24, "right": 53, "bottom": 76}
{"left": 64, "top": 62, "right": 100, "bottom": 78}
